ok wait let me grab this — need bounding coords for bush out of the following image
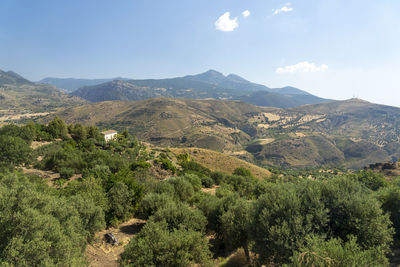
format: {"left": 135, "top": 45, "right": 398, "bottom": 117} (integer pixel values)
{"left": 155, "top": 157, "right": 176, "bottom": 174}
{"left": 0, "top": 172, "right": 87, "bottom": 266}
{"left": 167, "top": 177, "right": 195, "bottom": 202}
{"left": 233, "top": 167, "right": 253, "bottom": 177}
{"left": 59, "top": 167, "right": 75, "bottom": 179}
{"left": 150, "top": 202, "right": 207, "bottom": 232}
{"left": 0, "top": 135, "right": 32, "bottom": 166}
{"left": 140, "top": 193, "right": 175, "bottom": 219}
{"left": 120, "top": 221, "right": 212, "bottom": 266}
{"left": 131, "top": 161, "right": 151, "bottom": 171}
{"left": 287, "top": 235, "right": 389, "bottom": 267}
{"left": 211, "top": 171, "right": 226, "bottom": 185}
{"left": 200, "top": 175, "right": 214, "bottom": 188}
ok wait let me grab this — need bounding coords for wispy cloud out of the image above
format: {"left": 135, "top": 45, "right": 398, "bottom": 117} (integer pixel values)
{"left": 273, "top": 3, "right": 293, "bottom": 15}
{"left": 242, "top": 10, "right": 250, "bottom": 18}
{"left": 276, "top": 61, "right": 328, "bottom": 73}
{"left": 215, "top": 12, "right": 239, "bottom": 32}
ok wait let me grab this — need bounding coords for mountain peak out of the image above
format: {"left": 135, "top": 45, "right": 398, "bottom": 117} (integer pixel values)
{"left": 184, "top": 69, "right": 226, "bottom": 84}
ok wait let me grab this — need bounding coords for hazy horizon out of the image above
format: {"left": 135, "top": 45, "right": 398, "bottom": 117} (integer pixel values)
{"left": 1, "top": 0, "right": 400, "bottom": 106}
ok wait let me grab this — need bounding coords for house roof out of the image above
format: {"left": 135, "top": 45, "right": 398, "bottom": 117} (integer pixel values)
{"left": 101, "top": 130, "right": 117, "bottom": 135}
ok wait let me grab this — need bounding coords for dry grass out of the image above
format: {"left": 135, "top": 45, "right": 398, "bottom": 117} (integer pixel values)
{"left": 85, "top": 218, "right": 146, "bottom": 267}
{"left": 170, "top": 147, "right": 270, "bottom": 179}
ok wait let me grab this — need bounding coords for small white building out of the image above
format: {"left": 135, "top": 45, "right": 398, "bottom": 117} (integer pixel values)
{"left": 101, "top": 130, "right": 117, "bottom": 142}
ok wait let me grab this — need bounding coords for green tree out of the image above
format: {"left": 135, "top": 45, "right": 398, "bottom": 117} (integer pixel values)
{"left": 0, "top": 135, "right": 32, "bottom": 166}
{"left": 46, "top": 117, "right": 68, "bottom": 139}
{"left": 0, "top": 172, "right": 87, "bottom": 266}
{"left": 150, "top": 201, "right": 207, "bottom": 232}
{"left": 220, "top": 199, "right": 253, "bottom": 262}
{"left": 286, "top": 235, "right": 388, "bottom": 267}
{"left": 120, "top": 221, "right": 212, "bottom": 267}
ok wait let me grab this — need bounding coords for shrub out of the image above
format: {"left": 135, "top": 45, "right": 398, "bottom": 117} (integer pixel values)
{"left": 131, "top": 161, "right": 151, "bottom": 171}
{"left": 59, "top": 167, "right": 75, "bottom": 179}
{"left": 233, "top": 167, "right": 253, "bottom": 178}
{"left": 140, "top": 193, "right": 175, "bottom": 219}
{"left": 287, "top": 235, "right": 389, "bottom": 267}
{"left": 155, "top": 157, "right": 176, "bottom": 174}
{"left": 120, "top": 221, "right": 212, "bottom": 266}
{"left": 150, "top": 202, "right": 207, "bottom": 232}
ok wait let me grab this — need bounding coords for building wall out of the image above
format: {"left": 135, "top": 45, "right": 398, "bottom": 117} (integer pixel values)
{"left": 104, "top": 133, "right": 117, "bottom": 142}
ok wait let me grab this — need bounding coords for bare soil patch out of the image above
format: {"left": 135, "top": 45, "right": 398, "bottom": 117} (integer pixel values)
{"left": 86, "top": 218, "right": 146, "bottom": 267}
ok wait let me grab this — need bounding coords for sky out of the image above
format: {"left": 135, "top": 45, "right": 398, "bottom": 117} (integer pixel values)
{"left": 1, "top": 0, "right": 400, "bottom": 106}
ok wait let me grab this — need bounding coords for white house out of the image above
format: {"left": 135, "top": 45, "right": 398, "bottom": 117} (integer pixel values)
{"left": 101, "top": 130, "right": 117, "bottom": 142}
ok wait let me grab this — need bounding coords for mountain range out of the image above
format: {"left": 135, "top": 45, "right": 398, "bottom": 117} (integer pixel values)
{"left": 4, "top": 68, "right": 400, "bottom": 169}
{"left": 61, "top": 70, "right": 330, "bottom": 108}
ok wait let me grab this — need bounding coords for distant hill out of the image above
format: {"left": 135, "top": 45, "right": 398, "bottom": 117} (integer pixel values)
{"left": 38, "top": 77, "right": 129, "bottom": 92}
{"left": 44, "top": 98, "right": 263, "bottom": 154}
{"left": 238, "top": 91, "right": 329, "bottom": 108}
{"left": 70, "top": 70, "right": 329, "bottom": 108}
{"left": 0, "top": 69, "right": 86, "bottom": 114}
{"left": 247, "top": 98, "right": 400, "bottom": 168}
{"left": 45, "top": 97, "right": 400, "bottom": 169}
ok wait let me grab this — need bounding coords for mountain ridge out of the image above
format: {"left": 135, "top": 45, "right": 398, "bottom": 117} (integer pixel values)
{"left": 70, "top": 69, "right": 329, "bottom": 108}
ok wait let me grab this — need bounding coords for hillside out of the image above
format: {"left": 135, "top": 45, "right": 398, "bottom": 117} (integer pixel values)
{"left": 169, "top": 147, "right": 271, "bottom": 179}
{"left": 46, "top": 97, "right": 400, "bottom": 169}
{"left": 0, "top": 69, "right": 86, "bottom": 115}
{"left": 70, "top": 70, "right": 329, "bottom": 108}
{"left": 248, "top": 98, "right": 400, "bottom": 168}
{"left": 45, "top": 98, "right": 263, "bottom": 153}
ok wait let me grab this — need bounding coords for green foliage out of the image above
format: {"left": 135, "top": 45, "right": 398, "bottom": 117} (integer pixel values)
{"left": 251, "top": 182, "right": 328, "bottom": 265}
{"left": 251, "top": 178, "right": 394, "bottom": 265}
{"left": 179, "top": 160, "right": 212, "bottom": 177}
{"left": 349, "top": 170, "right": 387, "bottom": 191}
{"left": 140, "top": 193, "right": 175, "bottom": 219}
{"left": 150, "top": 202, "right": 207, "bottom": 232}
{"left": 376, "top": 184, "right": 400, "bottom": 238}
{"left": 287, "top": 235, "right": 388, "bottom": 267}
{"left": 155, "top": 157, "right": 176, "bottom": 174}
{"left": 131, "top": 160, "right": 151, "bottom": 171}
{"left": 220, "top": 199, "right": 253, "bottom": 261}
{"left": 0, "top": 135, "right": 32, "bottom": 166}
{"left": 0, "top": 172, "right": 87, "bottom": 266}
{"left": 166, "top": 176, "right": 196, "bottom": 202}
{"left": 233, "top": 167, "right": 253, "bottom": 177}
{"left": 59, "top": 167, "right": 75, "bottom": 179}
{"left": 46, "top": 117, "right": 68, "bottom": 139}
{"left": 120, "top": 221, "right": 212, "bottom": 267}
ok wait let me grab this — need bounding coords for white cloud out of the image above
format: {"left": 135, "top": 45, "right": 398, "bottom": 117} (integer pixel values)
{"left": 242, "top": 10, "right": 250, "bottom": 18}
{"left": 215, "top": 12, "right": 239, "bottom": 32}
{"left": 276, "top": 61, "right": 329, "bottom": 73}
{"left": 273, "top": 3, "right": 293, "bottom": 15}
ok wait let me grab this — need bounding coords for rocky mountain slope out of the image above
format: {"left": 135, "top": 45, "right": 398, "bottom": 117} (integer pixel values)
{"left": 70, "top": 70, "right": 330, "bottom": 108}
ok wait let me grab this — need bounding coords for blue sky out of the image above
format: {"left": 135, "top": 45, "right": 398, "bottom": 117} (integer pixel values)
{"left": 1, "top": 0, "right": 400, "bottom": 106}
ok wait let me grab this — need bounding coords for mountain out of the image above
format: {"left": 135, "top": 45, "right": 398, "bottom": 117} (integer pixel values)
{"left": 0, "top": 70, "right": 32, "bottom": 85}
{"left": 238, "top": 91, "right": 330, "bottom": 108}
{"left": 0, "top": 70, "right": 86, "bottom": 114}
{"left": 44, "top": 97, "right": 400, "bottom": 169}
{"left": 71, "top": 70, "right": 329, "bottom": 108}
{"left": 71, "top": 78, "right": 245, "bottom": 102}
{"left": 38, "top": 77, "right": 129, "bottom": 92}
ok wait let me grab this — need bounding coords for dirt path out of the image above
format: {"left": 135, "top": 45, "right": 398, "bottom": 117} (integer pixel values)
{"left": 86, "top": 218, "right": 146, "bottom": 267}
